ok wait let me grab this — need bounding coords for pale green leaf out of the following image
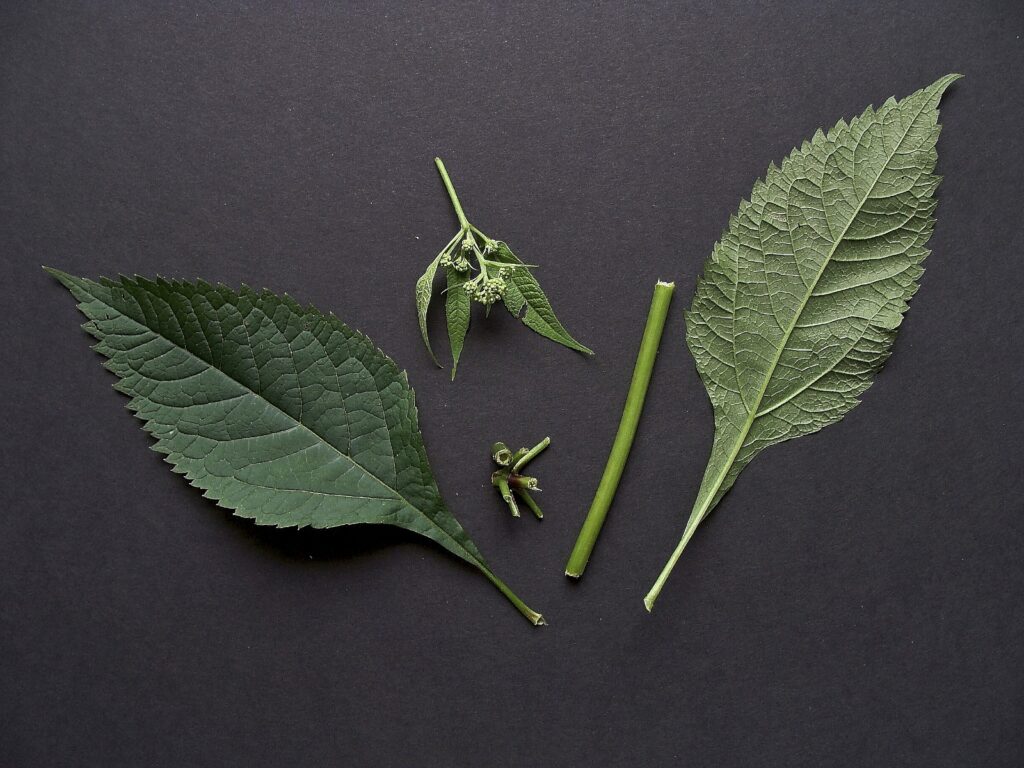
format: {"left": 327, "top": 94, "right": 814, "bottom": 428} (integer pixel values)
{"left": 646, "top": 74, "right": 961, "bottom": 609}
{"left": 48, "top": 269, "right": 543, "bottom": 624}
{"left": 494, "top": 242, "right": 593, "bottom": 355}
{"left": 416, "top": 254, "right": 442, "bottom": 367}
{"left": 445, "top": 265, "right": 471, "bottom": 380}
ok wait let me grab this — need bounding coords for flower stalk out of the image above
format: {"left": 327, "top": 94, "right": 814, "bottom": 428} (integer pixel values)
{"left": 433, "top": 157, "right": 531, "bottom": 310}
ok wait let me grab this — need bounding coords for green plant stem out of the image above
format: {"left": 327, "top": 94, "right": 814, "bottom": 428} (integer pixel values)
{"left": 491, "top": 441, "right": 513, "bottom": 467}
{"left": 512, "top": 436, "right": 550, "bottom": 473}
{"left": 507, "top": 475, "right": 538, "bottom": 491}
{"left": 565, "top": 280, "right": 675, "bottom": 578}
{"left": 481, "top": 567, "right": 546, "bottom": 625}
{"left": 492, "top": 471, "right": 520, "bottom": 516}
{"left": 439, "top": 229, "right": 462, "bottom": 257}
{"left": 516, "top": 490, "right": 544, "bottom": 520}
{"left": 643, "top": 515, "right": 701, "bottom": 612}
{"left": 435, "top": 157, "right": 471, "bottom": 231}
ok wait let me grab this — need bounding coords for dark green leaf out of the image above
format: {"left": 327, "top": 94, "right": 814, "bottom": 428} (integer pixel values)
{"left": 48, "top": 269, "right": 543, "bottom": 624}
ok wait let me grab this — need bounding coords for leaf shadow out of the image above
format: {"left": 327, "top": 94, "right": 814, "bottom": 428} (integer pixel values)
{"left": 210, "top": 507, "right": 424, "bottom": 565}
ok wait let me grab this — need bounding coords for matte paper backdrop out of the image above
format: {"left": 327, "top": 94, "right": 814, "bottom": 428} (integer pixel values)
{"left": 1, "top": 2, "right": 1022, "bottom": 767}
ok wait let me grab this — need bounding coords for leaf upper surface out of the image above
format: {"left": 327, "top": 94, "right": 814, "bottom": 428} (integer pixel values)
{"left": 49, "top": 270, "right": 493, "bottom": 572}
{"left": 445, "top": 265, "right": 471, "bottom": 379}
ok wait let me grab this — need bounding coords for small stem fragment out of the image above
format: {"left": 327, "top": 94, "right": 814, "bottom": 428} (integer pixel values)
{"left": 512, "top": 436, "right": 550, "bottom": 473}
{"left": 490, "top": 436, "right": 550, "bottom": 521}
{"left": 516, "top": 490, "right": 544, "bottom": 520}
{"left": 507, "top": 474, "right": 539, "bottom": 491}
{"left": 435, "top": 157, "right": 471, "bottom": 231}
{"left": 565, "top": 280, "right": 675, "bottom": 578}
{"left": 491, "top": 442, "right": 513, "bottom": 467}
{"left": 491, "top": 472, "right": 520, "bottom": 517}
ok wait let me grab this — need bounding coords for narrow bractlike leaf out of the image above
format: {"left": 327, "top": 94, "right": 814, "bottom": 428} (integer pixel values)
{"left": 48, "top": 269, "right": 544, "bottom": 625}
{"left": 445, "top": 265, "right": 471, "bottom": 379}
{"left": 416, "top": 253, "right": 443, "bottom": 367}
{"left": 494, "top": 243, "right": 593, "bottom": 355}
{"left": 645, "top": 74, "right": 961, "bottom": 610}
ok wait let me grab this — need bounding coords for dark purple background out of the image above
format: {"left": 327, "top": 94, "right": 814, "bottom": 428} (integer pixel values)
{"left": 2, "top": 2, "right": 1022, "bottom": 766}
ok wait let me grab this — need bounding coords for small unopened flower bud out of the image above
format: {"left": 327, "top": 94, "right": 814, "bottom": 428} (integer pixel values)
{"left": 471, "top": 276, "right": 507, "bottom": 306}
{"left": 461, "top": 236, "right": 474, "bottom": 253}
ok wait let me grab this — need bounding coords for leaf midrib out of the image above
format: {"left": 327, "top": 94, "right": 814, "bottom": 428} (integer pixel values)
{"left": 86, "top": 280, "right": 480, "bottom": 563}
{"left": 692, "top": 94, "right": 932, "bottom": 529}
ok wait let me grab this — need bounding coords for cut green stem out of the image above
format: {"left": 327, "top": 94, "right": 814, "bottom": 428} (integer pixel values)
{"left": 493, "top": 474, "right": 520, "bottom": 517}
{"left": 435, "top": 157, "right": 471, "bottom": 231}
{"left": 565, "top": 280, "right": 675, "bottom": 578}
{"left": 481, "top": 567, "right": 546, "bottom": 625}
{"left": 516, "top": 490, "right": 544, "bottom": 520}
{"left": 491, "top": 441, "right": 513, "bottom": 467}
{"left": 513, "top": 436, "right": 550, "bottom": 473}
{"left": 507, "top": 475, "right": 539, "bottom": 491}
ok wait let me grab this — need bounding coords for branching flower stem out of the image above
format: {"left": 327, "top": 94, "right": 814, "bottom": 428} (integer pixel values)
{"left": 418, "top": 157, "right": 593, "bottom": 377}
{"left": 434, "top": 158, "right": 535, "bottom": 295}
{"left": 565, "top": 280, "right": 675, "bottom": 578}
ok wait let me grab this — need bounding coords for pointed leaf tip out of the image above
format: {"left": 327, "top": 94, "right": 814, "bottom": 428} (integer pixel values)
{"left": 927, "top": 73, "right": 963, "bottom": 100}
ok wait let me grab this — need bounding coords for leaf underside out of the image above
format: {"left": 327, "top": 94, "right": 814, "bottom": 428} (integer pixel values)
{"left": 416, "top": 254, "right": 443, "bottom": 367}
{"left": 672, "top": 75, "right": 960, "bottom": 579}
{"left": 48, "top": 270, "right": 542, "bottom": 622}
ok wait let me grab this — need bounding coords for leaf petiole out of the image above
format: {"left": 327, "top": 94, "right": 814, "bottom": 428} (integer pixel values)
{"left": 480, "top": 567, "right": 546, "bottom": 625}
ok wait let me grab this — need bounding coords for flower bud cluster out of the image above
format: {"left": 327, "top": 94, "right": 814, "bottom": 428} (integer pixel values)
{"left": 440, "top": 251, "right": 472, "bottom": 272}
{"left": 465, "top": 276, "right": 507, "bottom": 305}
